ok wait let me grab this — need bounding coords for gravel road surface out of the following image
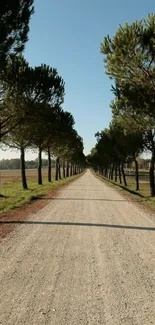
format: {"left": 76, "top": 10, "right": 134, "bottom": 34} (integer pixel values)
{"left": 0, "top": 170, "right": 155, "bottom": 324}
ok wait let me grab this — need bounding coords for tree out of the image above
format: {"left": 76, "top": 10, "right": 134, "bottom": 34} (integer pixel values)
{"left": 111, "top": 98, "right": 144, "bottom": 190}
{"left": 67, "top": 132, "right": 85, "bottom": 175}
{"left": 100, "top": 14, "right": 155, "bottom": 196}
{"left": 95, "top": 130, "right": 114, "bottom": 178}
{"left": 0, "top": 56, "right": 65, "bottom": 140}
{"left": 100, "top": 14, "right": 155, "bottom": 93}
{"left": 30, "top": 104, "right": 62, "bottom": 185}
{"left": 0, "top": 55, "right": 31, "bottom": 140}
{"left": 0, "top": 55, "right": 32, "bottom": 190}
{"left": 110, "top": 82, "right": 155, "bottom": 193}
{"left": 3, "top": 125, "right": 30, "bottom": 189}
{"left": 49, "top": 110, "right": 75, "bottom": 181}
{"left": 28, "top": 61, "right": 65, "bottom": 185}
{"left": 94, "top": 124, "right": 137, "bottom": 187}
{"left": 1, "top": 59, "right": 65, "bottom": 188}
{"left": 0, "top": 0, "right": 34, "bottom": 63}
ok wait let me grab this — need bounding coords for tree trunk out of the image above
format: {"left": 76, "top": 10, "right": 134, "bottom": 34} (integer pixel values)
{"left": 55, "top": 158, "right": 59, "bottom": 181}
{"left": 20, "top": 147, "right": 28, "bottom": 189}
{"left": 48, "top": 148, "right": 52, "bottom": 182}
{"left": 149, "top": 151, "right": 155, "bottom": 196}
{"left": 118, "top": 164, "right": 122, "bottom": 184}
{"left": 115, "top": 164, "right": 117, "bottom": 182}
{"left": 58, "top": 160, "right": 61, "bottom": 179}
{"left": 108, "top": 166, "right": 111, "bottom": 179}
{"left": 38, "top": 147, "right": 42, "bottom": 185}
{"left": 134, "top": 156, "right": 139, "bottom": 191}
{"left": 121, "top": 162, "right": 127, "bottom": 186}
{"left": 63, "top": 161, "right": 66, "bottom": 178}
{"left": 66, "top": 161, "right": 69, "bottom": 177}
{"left": 111, "top": 164, "right": 114, "bottom": 180}
{"left": 70, "top": 164, "right": 73, "bottom": 176}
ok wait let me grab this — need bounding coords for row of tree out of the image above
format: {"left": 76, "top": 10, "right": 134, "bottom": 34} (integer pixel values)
{"left": 0, "top": 1, "right": 85, "bottom": 191}
{"left": 88, "top": 14, "right": 155, "bottom": 196}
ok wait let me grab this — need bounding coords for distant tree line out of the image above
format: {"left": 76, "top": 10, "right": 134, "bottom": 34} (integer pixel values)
{"left": 88, "top": 14, "right": 155, "bottom": 196}
{"left": 0, "top": 158, "right": 56, "bottom": 170}
{"left": 0, "top": 1, "right": 86, "bottom": 191}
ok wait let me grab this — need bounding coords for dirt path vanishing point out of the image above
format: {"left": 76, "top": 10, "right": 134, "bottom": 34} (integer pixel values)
{"left": 0, "top": 170, "right": 155, "bottom": 324}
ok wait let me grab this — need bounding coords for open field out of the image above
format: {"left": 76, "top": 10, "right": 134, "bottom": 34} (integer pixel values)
{"left": 119, "top": 176, "right": 150, "bottom": 197}
{"left": 0, "top": 169, "right": 80, "bottom": 214}
{"left": 0, "top": 168, "right": 151, "bottom": 187}
{"left": 125, "top": 170, "right": 150, "bottom": 182}
{"left": 124, "top": 171, "right": 151, "bottom": 198}
{"left": 0, "top": 168, "right": 58, "bottom": 187}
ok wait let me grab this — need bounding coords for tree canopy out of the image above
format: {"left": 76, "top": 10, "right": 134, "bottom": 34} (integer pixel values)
{"left": 0, "top": 0, "right": 34, "bottom": 61}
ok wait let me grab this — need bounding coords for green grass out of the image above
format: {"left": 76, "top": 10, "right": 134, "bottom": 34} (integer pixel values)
{"left": 94, "top": 172, "right": 155, "bottom": 212}
{"left": 0, "top": 174, "right": 82, "bottom": 214}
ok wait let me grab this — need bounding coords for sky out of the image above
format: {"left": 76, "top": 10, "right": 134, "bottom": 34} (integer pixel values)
{"left": 1, "top": 0, "right": 155, "bottom": 160}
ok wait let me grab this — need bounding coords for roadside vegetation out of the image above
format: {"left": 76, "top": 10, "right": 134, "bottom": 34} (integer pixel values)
{"left": 87, "top": 14, "right": 155, "bottom": 199}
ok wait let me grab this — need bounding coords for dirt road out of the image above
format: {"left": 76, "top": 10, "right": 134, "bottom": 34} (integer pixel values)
{"left": 0, "top": 170, "right": 155, "bottom": 324}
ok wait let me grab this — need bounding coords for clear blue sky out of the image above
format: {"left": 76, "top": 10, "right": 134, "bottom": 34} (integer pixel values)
{"left": 1, "top": 0, "right": 155, "bottom": 160}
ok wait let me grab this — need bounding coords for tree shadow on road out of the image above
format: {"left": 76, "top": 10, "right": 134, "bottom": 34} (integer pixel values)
{"left": 0, "top": 220, "right": 154, "bottom": 231}
{"left": 30, "top": 196, "right": 142, "bottom": 202}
